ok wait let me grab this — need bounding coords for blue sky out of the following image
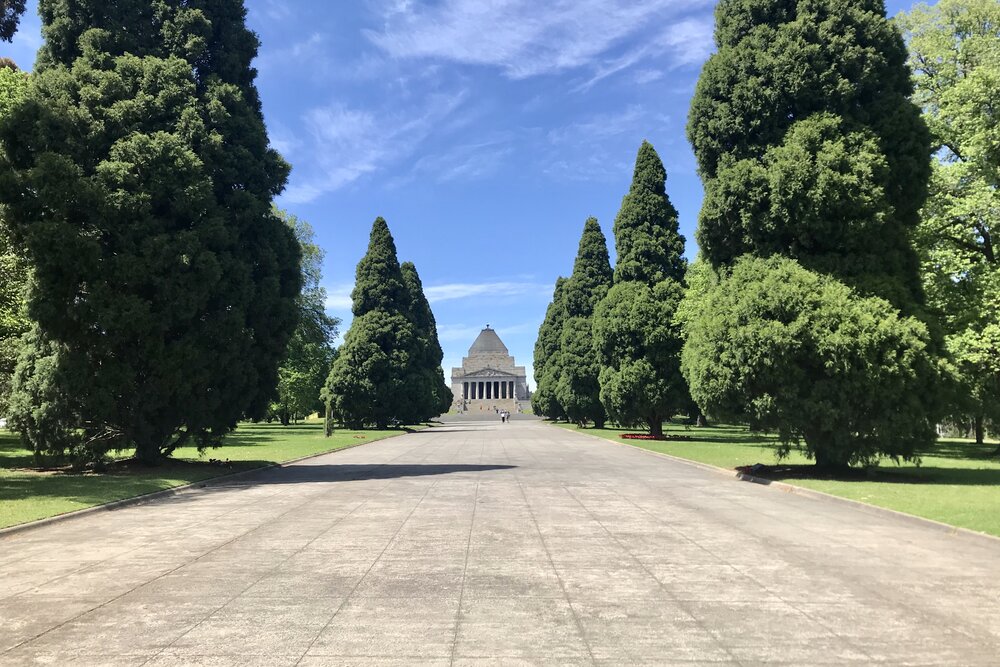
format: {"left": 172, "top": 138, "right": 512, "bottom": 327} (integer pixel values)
{"left": 2, "top": 0, "right": 921, "bottom": 388}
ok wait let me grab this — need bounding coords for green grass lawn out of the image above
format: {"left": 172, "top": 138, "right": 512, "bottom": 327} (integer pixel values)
{"left": 557, "top": 421, "right": 1000, "bottom": 538}
{"left": 0, "top": 421, "right": 413, "bottom": 529}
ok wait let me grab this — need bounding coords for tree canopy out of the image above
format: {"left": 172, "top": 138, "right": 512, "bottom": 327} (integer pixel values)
{"left": 899, "top": 0, "right": 1000, "bottom": 443}
{"left": 271, "top": 209, "right": 339, "bottom": 426}
{"left": 0, "top": 65, "right": 28, "bottom": 418}
{"left": 325, "top": 218, "right": 444, "bottom": 428}
{"left": 0, "top": 0, "right": 301, "bottom": 464}
{"left": 554, "top": 217, "right": 613, "bottom": 427}
{"left": 532, "top": 277, "right": 568, "bottom": 420}
{"left": 688, "top": 0, "right": 931, "bottom": 310}
{"left": 683, "top": 0, "right": 944, "bottom": 467}
{"left": 0, "top": 0, "right": 25, "bottom": 42}
{"left": 593, "top": 141, "right": 689, "bottom": 436}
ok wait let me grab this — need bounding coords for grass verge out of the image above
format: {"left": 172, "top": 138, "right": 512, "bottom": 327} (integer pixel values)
{"left": 556, "top": 421, "right": 1000, "bottom": 538}
{"left": 0, "top": 421, "right": 417, "bottom": 529}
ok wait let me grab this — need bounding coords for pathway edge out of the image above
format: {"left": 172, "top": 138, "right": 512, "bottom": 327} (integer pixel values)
{"left": 0, "top": 428, "right": 421, "bottom": 539}
{"left": 558, "top": 423, "right": 1000, "bottom": 546}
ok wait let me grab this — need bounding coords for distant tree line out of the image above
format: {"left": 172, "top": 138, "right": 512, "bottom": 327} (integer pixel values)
{"left": 533, "top": 0, "right": 1000, "bottom": 469}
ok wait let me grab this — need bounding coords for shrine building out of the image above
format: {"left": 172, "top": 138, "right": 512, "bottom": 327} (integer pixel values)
{"left": 451, "top": 325, "right": 529, "bottom": 411}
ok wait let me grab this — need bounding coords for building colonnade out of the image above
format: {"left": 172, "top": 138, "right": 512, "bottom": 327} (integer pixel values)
{"left": 463, "top": 380, "right": 515, "bottom": 401}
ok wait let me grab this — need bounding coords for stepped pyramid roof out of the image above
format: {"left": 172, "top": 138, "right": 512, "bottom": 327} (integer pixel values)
{"left": 468, "top": 325, "right": 509, "bottom": 356}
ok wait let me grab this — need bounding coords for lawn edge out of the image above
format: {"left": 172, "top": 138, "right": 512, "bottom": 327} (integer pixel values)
{"left": 0, "top": 427, "right": 420, "bottom": 538}
{"left": 557, "top": 423, "right": 1000, "bottom": 546}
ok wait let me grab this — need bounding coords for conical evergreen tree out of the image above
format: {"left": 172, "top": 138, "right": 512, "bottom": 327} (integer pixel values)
{"left": 402, "top": 261, "right": 452, "bottom": 419}
{"left": 554, "top": 218, "right": 613, "bottom": 427}
{"left": 0, "top": 0, "right": 300, "bottom": 464}
{"left": 681, "top": 0, "right": 944, "bottom": 468}
{"left": 532, "top": 277, "right": 568, "bottom": 420}
{"left": 325, "top": 218, "right": 422, "bottom": 428}
{"left": 593, "top": 142, "right": 689, "bottom": 437}
{"left": 687, "top": 0, "right": 930, "bottom": 309}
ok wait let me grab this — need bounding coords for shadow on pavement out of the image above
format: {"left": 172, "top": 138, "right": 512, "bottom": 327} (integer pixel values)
{"left": 234, "top": 463, "right": 518, "bottom": 485}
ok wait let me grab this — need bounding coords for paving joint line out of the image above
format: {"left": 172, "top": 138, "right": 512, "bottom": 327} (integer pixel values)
{"left": 294, "top": 433, "right": 464, "bottom": 666}
{"left": 498, "top": 435, "right": 599, "bottom": 666}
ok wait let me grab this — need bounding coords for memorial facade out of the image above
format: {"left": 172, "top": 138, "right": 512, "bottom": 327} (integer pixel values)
{"left": 451, "top": 326, "right": 529, "bottom": 411}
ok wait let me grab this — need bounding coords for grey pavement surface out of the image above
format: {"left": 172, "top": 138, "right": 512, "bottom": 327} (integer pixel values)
{"left": 1, "top": 419, "right": 999, "bottom": 666}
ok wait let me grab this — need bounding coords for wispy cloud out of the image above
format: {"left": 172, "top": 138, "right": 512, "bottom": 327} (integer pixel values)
{"left": 281, "top": 90, "right": 468, "bottom": 203}
{"left": 394, "top": 137, "right": 514, "bottom": 186}
{"left": 425, "top": 281, "right": 549, "bottom": 303}
{"left": 366, "top": 0, "right": 712, "bottom": 80}
{"left": 325, "top": 284, "right": 355, "bottom": 310}
{"left": 574, "top": 18, "right": 714, "bottom": 91}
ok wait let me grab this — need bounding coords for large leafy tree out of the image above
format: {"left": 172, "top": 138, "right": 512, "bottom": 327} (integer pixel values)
{"left": 0, "top": 0, "right": 301, "bottom": 464}
{"left": 532, "top": 277, "right": 568, "bottom": 419}
{"left": 683, "top": 0, "right": 943, "bottom": 468}
{"left": 271, "top": 209, "right": 339, "bottom": 426}
{"left": 554, "top": 218, "right": 612, "bottom": 427}
{"left": 0, "top": 64, "right": 28, "bottom": 418}
{"left": 325, "top": 218, "right": 423, "bottom": 428}
{"left": 899, "top": 0, "right": 1000, "bottom": 444}
{"left": 401, "top": 261, "right": 452, "bottom": 419}
{"left": 592, "top": 142, "right": 689, "bottom": 437}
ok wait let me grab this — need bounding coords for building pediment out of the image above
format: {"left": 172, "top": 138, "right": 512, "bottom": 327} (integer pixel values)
{"left": 463, "top": 368, "right": 517, "bottom": 378}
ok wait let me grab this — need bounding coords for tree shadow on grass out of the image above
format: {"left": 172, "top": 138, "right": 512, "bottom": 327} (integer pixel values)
{"left": 746, "top": 464, "right": 1000, "bottom": 486}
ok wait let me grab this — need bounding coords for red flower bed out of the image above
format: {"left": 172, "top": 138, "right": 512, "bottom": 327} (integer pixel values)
{"left": 620, "top": 433, "right": 694, "bottom": 441}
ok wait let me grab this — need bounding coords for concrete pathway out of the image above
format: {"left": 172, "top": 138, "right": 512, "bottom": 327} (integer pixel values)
{"left": 1, "top": 420, "right": 999, "bottom": 665}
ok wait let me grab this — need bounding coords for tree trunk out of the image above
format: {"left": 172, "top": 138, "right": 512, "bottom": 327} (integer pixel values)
{"left": 594, "top": 417, "right": 606, "bottom": 429}
{"left": 813, "top": 447, "right": 850, "bottom": 474}
{"left": 134, "top": 441, "right": 162, "bottom": 466}
{"left": 324, "top": 402, "right": 333, "bottom": 438}
{"left": 974, "top": 414, "right": 985, "bottom": 446}
{"left": 696, "top": 411, "right": 709, "bottom": 428}
{"left": 649, "top": 418, "right": 663, "bottom": 438}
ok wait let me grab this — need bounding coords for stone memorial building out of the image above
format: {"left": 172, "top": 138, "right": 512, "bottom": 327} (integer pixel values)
{"left": 451, "top": 326, "right": 529, "bottom": 412}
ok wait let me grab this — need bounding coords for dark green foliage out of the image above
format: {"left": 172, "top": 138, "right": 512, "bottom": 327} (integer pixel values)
{"left": 0, "top": 0, "right": 25, "bottom": 42}
{"left": 593, "top": 142, "right": 689, "bottom": 436}
{"left": 532, "top": 277, "right": 568, "bottom": 420}
{"left": 0, "top": 65, "right": 28, "bottom": 417}
{"left": 682, "top": 256, "right": 940, "bottom": 469}
{"left": 683, "top": 0, "right": 944, "bottom": 467}
{"left": 0, "top": 0, "right": 301, "bottom": 464}
{"left": 401, "top": 261, "right": 452, "bottom": 418}
{"left": 325, "top": 218, "right": 433, "bottom": 428}
{"left": 270, "top": 210, "right": 339, "bottom": 425}
{"left": 688, "top": 0, "right": 931, "bottom": 309}
{"left": 554, "top": 218, "right": 613, "bottom": 427}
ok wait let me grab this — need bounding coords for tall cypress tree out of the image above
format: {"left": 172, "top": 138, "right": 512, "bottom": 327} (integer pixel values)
{"left": 532, "top": 277, "right": 568, "bottom": 420}
{"left": 0, "top": 0, "right": 300, "bottom": 464}
{"left": 554, "top": 218, "right": 613, "bottom": 427}
{"left": 401, "top": 261, "right": 452, "bottom": 419}
{"left": 325, "top": 218, "right": 422, "bottom": 428}
{"left": 592, "top": 142, "right": 689, "bottom": 436}
{"left": 682, "top": 0, "right": 943, "bottom": 468}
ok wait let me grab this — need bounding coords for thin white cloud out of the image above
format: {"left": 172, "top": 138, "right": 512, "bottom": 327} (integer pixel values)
{"left": 365, "top": 0, "right": 713, "bottom": 80}
{"left": 281, "top": 90, "right": 468, "bottom": 204}
{"left": 425, "top": 281, "right": 549, "bottom": 303}
{"left": 325, "top": 284, "right": 355, "bottom": 310}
